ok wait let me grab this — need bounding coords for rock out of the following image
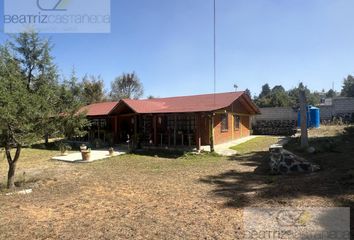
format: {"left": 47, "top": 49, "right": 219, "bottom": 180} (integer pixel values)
{"left": 5, "top": 189, "right": 32, "bottom": 196}
{"left": 269, "top": 148, "right": 320, "bottom": 175}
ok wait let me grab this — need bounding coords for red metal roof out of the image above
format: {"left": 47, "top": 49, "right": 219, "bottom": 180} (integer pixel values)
{"left": 120, "top": 91, "right": 259, "bottom": 114}
{"left": 79, "top": 102, "right": 118, "bottom": 116}
{"left": 80, "top": 92, "right": 260, "bottom": 116}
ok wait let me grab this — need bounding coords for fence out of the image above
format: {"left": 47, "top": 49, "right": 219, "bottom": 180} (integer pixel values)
{"left": 251, "top": 107, "right": 298, "bottom": 136}
{"left": 251, "top": 97, "right": 354, "bottom": 135}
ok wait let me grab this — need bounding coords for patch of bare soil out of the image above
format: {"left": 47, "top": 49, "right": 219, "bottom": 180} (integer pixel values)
{"left": 0, "top": 153, "right": 246, "bottom": 239}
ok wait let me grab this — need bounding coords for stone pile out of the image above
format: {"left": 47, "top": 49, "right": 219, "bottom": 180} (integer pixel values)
{"left": 269, "top": 145, "right": 320, "bottom": 175}
{"left": 253, "top": 120, "right": 297, "bottom": 136}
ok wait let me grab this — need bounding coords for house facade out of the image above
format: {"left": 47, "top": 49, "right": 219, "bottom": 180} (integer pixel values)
{"left": 79, "top": 91, "right": 260, "bottom": 150}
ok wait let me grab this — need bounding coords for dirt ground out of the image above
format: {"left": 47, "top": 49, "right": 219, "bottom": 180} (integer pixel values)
{"left": 0, "top": 125, "right": 353, "bottom": 239}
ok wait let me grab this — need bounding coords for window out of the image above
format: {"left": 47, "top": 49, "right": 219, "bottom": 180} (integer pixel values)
{"left": 221, "top": 114, "right": 228, "bottom": 132}
{"left": 234, "top": 115, "right": 240, "bottom": 130}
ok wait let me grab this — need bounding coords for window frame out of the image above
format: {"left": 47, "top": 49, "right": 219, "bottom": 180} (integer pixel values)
{"left": 220, "top": 113, "right": 229, "bottom": 132}
{"left": 234, "top": 114, "right": 241, "bottom": 130}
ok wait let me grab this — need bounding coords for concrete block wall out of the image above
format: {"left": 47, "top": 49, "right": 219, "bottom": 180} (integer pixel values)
{"left": 253, "top": 107, "right": 297, "bottom": 123}
{"left": 333, "top": 98, "right": 354, "bottom": 114}
{"left": 319, "top": 105, "right": 333, "bottom": 121}
{"left": 252, "top": 98, "right": 354, "bottom": 123}
{"left": 319, "top": 97, "right": 354, "bottom": 122}
{"left": 252, "top": 107, "right": 297, "bottom": 136}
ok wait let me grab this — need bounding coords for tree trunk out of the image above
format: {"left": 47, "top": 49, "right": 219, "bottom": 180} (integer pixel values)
{"left": 299, "top": 90, "right": 309, "bottom": 148}
{"left": 45, "top": 133, "right": 49, "bottom": 146}
{"left": 7, "top": 161, "right": 17, "bottom": 189}
{"left": 5, "top": 145, "right": 21, "bottom": 189}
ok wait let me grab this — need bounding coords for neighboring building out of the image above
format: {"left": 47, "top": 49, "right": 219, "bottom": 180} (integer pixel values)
{"left": 79, "top": 91, "right": 260, "bottom": 150}
{"left": 319, "top": 97, "right": 354, "bottom": 122}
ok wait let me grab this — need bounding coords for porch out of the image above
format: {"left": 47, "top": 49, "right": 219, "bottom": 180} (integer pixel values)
{"left": 115, "top": 113, "right": 211, "bottom": 150}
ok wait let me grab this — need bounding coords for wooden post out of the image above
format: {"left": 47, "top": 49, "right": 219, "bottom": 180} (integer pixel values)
{"left": 195, "top": 113, "right": 202, "bottom": 151}
{"left": 195, "top": 113, "right": 201, "bottom": 150}
{"left": 174, "top": 114, "right": 177, "bottom": 146}
{"left": 97, "top": 121, "right": 100, "bottom": 141}
{"left": 209, "top": 114, "right": 215, "bottom": 152}
{"left": 249, "top": 116, "right": 252, "bottom": 134}
{"left": 231, "top": 114, "right": 234, "bottom": 140}
{"left": 113, "top": 116, "right": 118, "bottom": 143}
{"left": 153, "top": 115, "right": 157, "bottom": 146}
{"left": 134, "top": 115, "right": 138, "bottom": 149}
{"left": 299, "top": 90, "right": 309, "bottom": 148}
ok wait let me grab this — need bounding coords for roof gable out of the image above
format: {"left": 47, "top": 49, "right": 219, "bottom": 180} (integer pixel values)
{"left": 79, "top": 102, "right": 118, "bottom": 116}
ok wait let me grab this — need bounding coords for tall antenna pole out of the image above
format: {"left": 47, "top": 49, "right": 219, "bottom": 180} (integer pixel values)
{"left": 213, "top": 0, "right": 216, "bottom": 105}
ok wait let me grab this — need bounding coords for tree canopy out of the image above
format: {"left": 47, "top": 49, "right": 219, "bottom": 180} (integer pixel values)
{"left": 110, "top": 72, "right": 144, "bottom": 100}
{"left": 81, "top": 75, "right": 106, "bottom": 105}
{"left": 0, "top": 32, "right": 88, "bottom": 189}
{"left": 326, "top": 89, "right": 336, "bottom": 98}
{"left": 254, "top": 83, "right": 321, "bottom": 108}
{"left": 341, "top": 75, "right": 354, "bottom": 97}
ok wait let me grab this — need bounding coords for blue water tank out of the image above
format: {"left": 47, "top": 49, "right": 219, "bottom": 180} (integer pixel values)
{"left": 298, "top": 106, "right": 320, "bottom": 128}
{"left": 310, "top": 106, "right": 320, "bottom": 128}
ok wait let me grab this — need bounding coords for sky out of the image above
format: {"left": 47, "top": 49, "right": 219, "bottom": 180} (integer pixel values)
{"left": 1, "top": 0, "right": 354, "bottom": 98}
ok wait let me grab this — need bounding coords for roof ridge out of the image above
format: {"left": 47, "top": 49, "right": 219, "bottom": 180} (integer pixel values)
{"left": 86, "top": 101, "right": 119, "bottom": 105}
{"left": 123, "top": 91, "right": 245, "bottom": 102}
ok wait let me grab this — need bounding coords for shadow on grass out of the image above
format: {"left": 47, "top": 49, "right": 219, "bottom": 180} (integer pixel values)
{"left": 131, "top": 149, "right": 187, "bottom": 159}
{"left": 200, "top": 125, "right": 354, "bottom": 209}
{"left": 30, "top": 140, "right": 62, "bottom": 150}
{"left": 31, "top": 140, "right": 90, "bottom": 151}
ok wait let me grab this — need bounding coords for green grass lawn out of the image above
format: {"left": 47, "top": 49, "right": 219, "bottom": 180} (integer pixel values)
{"left": 230, "top": 136, "right": 280, "bottom": 154}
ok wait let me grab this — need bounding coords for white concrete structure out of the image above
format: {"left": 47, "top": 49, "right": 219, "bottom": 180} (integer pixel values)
{"left": 52, "top": 150, "right": 127, "bottom": 163}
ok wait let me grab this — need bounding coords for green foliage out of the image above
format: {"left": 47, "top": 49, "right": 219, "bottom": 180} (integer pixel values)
{"left": 0, "top": 46, "right": 43, "bottom": 146}
{"left": 62, "top": 68, "right": 82, "bottom": 104}
{"left": 326, "top": 89, "right": 336, "bottom": 98}
{"left": 58, "top": 142, "right": 72, "bottom": 152}
{"left": 0, "top": 32, "right": 88, "bottom": 146}
{"left": 0, "top": 32, "right": 89, "bottom": 188}
{"left": 269, "top": 85, "right": 291, "bottom": 107}
{"left": 259, "top": 84, "right": 271, "bottom": 98}
{"left": 288, "top": 83, "right": 321, "bottom": 106}
{"left": 110, "top": 72, "right": 144, "bottom": 100}
{"left": 254, "top": 82, "right": 321, "bottom": 108}
{"left": 10, "top": 32, "right": 55, "bottom": 91}
{"left": 81, "top": 75, "right": 106, "bottom": 105}
{"left": 341, "top": 75, "right": 354, "bottom": 97}
{"left": 58, "top": 69, "right": 90, "bottom": 139}
{"left": 244, "top": 88, "right": 251, "bottom": 98}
